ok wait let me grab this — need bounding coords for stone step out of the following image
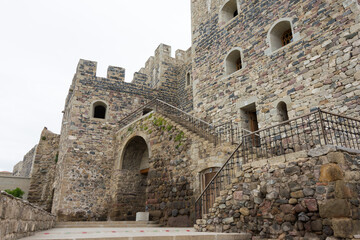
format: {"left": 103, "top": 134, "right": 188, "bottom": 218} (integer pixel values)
{"left": 19, "top": 227, "right": 252, "bottom": 240}
{"left": 55, "top": 221, "right": 161, "bottom": 228}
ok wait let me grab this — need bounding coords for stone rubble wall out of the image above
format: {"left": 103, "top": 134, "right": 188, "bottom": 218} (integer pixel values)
{"left": 191, "top": 0, "right": 360, "bottom": 128}
{"left": 0, "top": 191, "right": 56, "bottom": 240}
{"left": 111, "top": 112, "right": 235, "bottom": 227}
{"left": 195, "top": 146, "right": 360, "bottom": 239}
{"left": 27, "top": 128, "right": 60, "bottom": 212}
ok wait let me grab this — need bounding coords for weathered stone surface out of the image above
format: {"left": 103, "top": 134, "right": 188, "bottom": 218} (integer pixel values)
{"left": 308, "top": 146, "right": 337, "bottom": 157}
{"left": 332, "top": 218, "right": 353, "bottom": 238}
{"left": 319, "top": 199, "right": 351, "bottom": 218}
{"left": 304, "top": 199, "right": 318, "bottom": 212}
{"left": 0, "top": 191, "right": 55, "bottom": 240}
{"left": 290, "top": 190, "right": 304, "bottom": 199}
{"left": 319, "top": 164, "right": 344, "bottom": 182}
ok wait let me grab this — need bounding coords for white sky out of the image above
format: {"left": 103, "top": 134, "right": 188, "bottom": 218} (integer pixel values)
{"left": 0, "top": 0, "right": 191, "bottom": 172}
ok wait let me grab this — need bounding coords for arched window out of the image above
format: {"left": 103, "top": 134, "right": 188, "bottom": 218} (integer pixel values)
{"left": 220, "top": 0, "right": 238, "bottom": 24}
{"left": 277, "top": 101, "right": 289, "bottom": 122}
{"left": 268, "top": 20, "right": 294, "bottom": 52}
{"left": 186, "top": 72, "right": 191, "bottom": 86}
{"left": 225, "top": 49, "right": 243, "bottom": 76}
{"left": 92, "top": 101, "right": 107, "bottom": 119}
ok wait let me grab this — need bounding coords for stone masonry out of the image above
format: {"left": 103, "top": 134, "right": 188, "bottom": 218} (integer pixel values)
{"left": 0, "top": 191, "right": 56, "bottom": 240}
{"left": 11, "top": 0, "right": 360, "bottom": 236}
{"left": 195, "top": 147, "right": 360, "bottom": 238}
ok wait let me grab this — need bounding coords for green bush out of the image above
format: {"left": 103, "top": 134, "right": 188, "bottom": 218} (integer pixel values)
{"left": 5, "top": 188, "right": 25, "bottom": 198}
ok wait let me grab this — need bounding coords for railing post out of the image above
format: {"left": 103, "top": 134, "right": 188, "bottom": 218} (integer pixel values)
{"left": 318, "top": 109, "right": 328, "bottom": 146}
{"left": 230, "top": 120, "right": 234, "bottom": 144}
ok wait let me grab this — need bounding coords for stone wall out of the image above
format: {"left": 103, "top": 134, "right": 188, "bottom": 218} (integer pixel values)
{"left": 28, "top": 128, "right": 59, "bottom": 212}
{"left": 110, "top": 112, "right": 235, "bottom": 226}
{"left": 191, "top": 0, "right": 360, "bottom": 128}
{"left": 195, "top": 146, "right": 360, "bottom": 239}
{"left": 52, "top": 59, "right": 153, "bottom": 221}
{"left": 13, "top": 145, "right": 37, "bottom": 177}
{"left": 0, "top": 176, "right": 30, "bottom": 199}
{"left": 0, "top": 191, "right": 56, "bottom": 240}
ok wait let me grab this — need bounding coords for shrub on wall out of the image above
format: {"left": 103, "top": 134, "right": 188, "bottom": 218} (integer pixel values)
{"left": 5, "top": 187, "right": 25, "bottom": 198}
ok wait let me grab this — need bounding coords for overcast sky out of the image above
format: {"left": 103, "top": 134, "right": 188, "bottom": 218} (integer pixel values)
{"left": 0, "top": 0, "right": 191, "bottom": 172}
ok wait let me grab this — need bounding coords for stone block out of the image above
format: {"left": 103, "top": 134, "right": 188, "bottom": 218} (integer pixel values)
{"left": 327, "top": 152, "right": 345, "bottom": 164}
{"left": 290, "top": 190, "right": 304, "bottom": 199}
{"left": 332, "top": 218, "right": 353, "bottom": 238}
{"left": 308, "top": 145, "right": 336, "bottom": 157}
{"left": 304, "top": 198, "right": 318, "bottom": 212}
{"left": 319, "top": 163, "right": 344, "bottom": 182}
{"left": 335, "top": 180, "right": 353, "bottom": 199}
{"left": 319, "top": 199, "right": 351, "bottom": 218}
{"left": 136, "top": 212, "right": 149, "bottom": 221}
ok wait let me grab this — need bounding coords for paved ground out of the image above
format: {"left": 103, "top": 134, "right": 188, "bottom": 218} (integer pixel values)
{"left": 20, "top": 227, "right": 251, "bottom": 240}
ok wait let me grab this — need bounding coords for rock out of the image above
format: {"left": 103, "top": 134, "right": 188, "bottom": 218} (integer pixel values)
{"left": 316, "top": 186, "right": 326, "bottom": 194}
{"left": 304, "top": 199, "right": 318, "bottom": 212}
{"left": 303, "top": 188, "right": 315, "bottom": 197}
{"left": 294, "top": 204, "right": 307, "bottom": 213}
{"left": 319, "top": 199, "right": 351, "bottom": 218}
{"left": 240, "top": 207, "right": 250, "bottom": 216}
{"left": 332, "top": 218, "right": 353, "bottom": 238}
{"left": 280, "top": 204, "right": 294, "bottom": 214}
{"left": 289, "top": 198, "right": 297, "bottom": 204}
{"left": 196, "top": 219, "right": 206, "bottom": 225}
{"left": 171, "top": 209, "right": 179, "bottom": 217}
{"left": 323, "top": 226, "right": 334, "bottom": 236}
{"left": 281, "top": 222, "right": 293, "bottom": 232}
{"left": 285, "top": 166, "right": 301, "bottom": 175}
{"left": 222, "top": 217, "right": 234, "bottom": 224}
{"left": 219, "top": 204, "right": 226, "bottom": 209}
{"left": 319, "top": 163, "right": 344, "bottom": 182}
{"left": 298, "top": 212, "right": 310, "bottom": 222}
{"left": 335, "top": 180, "right": 353, "bottom": 199}
{"left": 311, "top": 219, "right": 322, "bottom": 231}
{"left": 266, "top": 191, "right": 279, "bottom": 200}
{"left": 290, "top": 190, "right": 304, "bottom": 199}
{"left": 327, "top": 152, "right": 345, "bottom": 164}
{"left": 308, "top": 145, "right": 336, "bottom": 157}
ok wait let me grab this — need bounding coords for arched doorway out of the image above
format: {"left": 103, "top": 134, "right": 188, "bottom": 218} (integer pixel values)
{"left": 111, "top": 136, "right": 150, "bottom": 221}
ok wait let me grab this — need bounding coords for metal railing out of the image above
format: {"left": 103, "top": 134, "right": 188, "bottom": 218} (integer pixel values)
{"left": 118, "top": 99, "right": 217, "bottom": 143}
{"left": 195, "top": 109, "right": 360, "bottom": 219}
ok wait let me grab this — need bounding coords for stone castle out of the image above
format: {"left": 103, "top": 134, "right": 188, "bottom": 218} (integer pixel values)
{"left": 11, "top": 0, "right": 360, "bottom": 238}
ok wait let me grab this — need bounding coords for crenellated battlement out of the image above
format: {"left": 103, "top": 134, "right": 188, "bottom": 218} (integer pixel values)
{"left": 107, "top": 66, "right": 125, "bottom": 82}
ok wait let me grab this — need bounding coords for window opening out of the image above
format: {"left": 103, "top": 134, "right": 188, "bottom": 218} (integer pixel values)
{"left": 233, "top": 10, "right": 238, "bottom": 17}
{"left": 143, "top": 108, "right": 152, "bottom": 115}
{"left": 186, "top": 73, "right": 191, "bottom": 86}
{"left": 277, "top": 101, "right": 289, "bottom": 122}
{"left": 281, "top": 29, "right": 293, "bottom": 46}
{"left": 225, "top": 49, "right": 243, "bottom": 75}
{"left": 220, "top": 0, "right": 238, "bottom": 24}
{"left": 94, "top": 105, "right": 106, "bottom": 119}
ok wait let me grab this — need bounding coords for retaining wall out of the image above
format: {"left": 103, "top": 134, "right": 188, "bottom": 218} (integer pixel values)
{"left": 0, "top": 191, "right": 56, "bottom": 240}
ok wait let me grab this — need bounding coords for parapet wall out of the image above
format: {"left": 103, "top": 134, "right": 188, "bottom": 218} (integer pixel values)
{"left": 0, "top": 191, "right": 56, "bottom": 240}
{"left": 195, "top": 146, "right": 360, "bottom": 239}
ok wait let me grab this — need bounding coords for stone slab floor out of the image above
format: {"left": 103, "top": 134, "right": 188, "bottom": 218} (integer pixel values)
{"left": 19, "top": 227, "right": 251, "bottom": 240}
